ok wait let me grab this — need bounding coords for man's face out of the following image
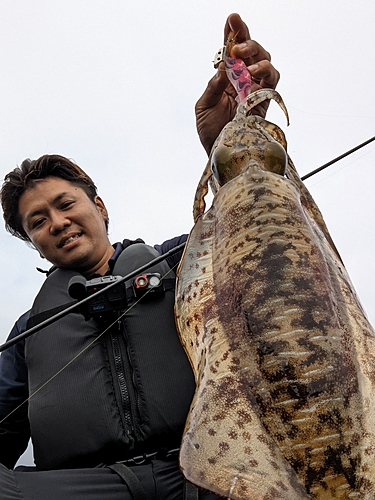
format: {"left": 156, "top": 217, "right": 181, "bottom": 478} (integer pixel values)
{"left": 18, "top": 176, "right": 114, "bottom": 275}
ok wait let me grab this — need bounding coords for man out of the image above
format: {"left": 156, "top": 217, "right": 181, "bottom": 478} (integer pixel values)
{"left": 0, "top": 13, "right": 279, "bottom": 500}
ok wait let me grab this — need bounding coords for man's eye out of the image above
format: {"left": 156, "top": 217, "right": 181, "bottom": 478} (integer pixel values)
{"left": 61, "top": 201, "right": 73, "bottom": 210}
{"left": 32, "top": 218, "right": 45, "bottom": 229}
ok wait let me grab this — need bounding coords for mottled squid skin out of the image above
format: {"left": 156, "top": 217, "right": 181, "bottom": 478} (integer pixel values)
{"left": 175, "top": 92, "right": 375, "bottom": 499}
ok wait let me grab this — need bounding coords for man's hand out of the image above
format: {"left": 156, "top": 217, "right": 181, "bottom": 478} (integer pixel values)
{"left": 196, "top": 13, "right": 280, "bottom": 155}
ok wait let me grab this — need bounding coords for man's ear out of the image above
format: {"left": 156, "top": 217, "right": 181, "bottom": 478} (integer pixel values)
{"left": 95, "top": 196, "right": 108, "bottom": 221}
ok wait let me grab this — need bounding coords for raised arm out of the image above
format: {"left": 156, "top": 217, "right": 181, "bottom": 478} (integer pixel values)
{"left": 196, "top": 13, "right": 280, "bottom": 154}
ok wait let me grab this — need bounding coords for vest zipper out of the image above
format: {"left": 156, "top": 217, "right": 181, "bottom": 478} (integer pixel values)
{"left": 110, "top": 328, "right": 134, "bottom": 433}
{"left": 122, "top": 328, "right": 144, "bottom": 434}
{"left": 108, "top": 319, "right": 142, "bottom": 439}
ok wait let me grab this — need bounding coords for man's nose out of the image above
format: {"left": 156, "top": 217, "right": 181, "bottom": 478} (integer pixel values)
{"left": 49, "top": 213, "right": 71, "bottom": 234}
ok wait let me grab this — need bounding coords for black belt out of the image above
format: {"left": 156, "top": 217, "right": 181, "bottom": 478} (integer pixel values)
{"left": 108, "top": 463, "right": 149, "bottom": 500}
{"left": 116, "top": 447, "right": 180, "bottom": 466}
{"left": 107, "top": 448, "right": 199, "bottom": 500}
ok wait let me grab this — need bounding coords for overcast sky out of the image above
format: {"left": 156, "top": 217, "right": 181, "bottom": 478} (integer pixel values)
{"left": 1, "top": 0, "right": 374, "bottom": 465}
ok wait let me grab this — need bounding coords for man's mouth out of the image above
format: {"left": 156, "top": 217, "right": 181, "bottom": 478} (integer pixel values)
{"left": 61, "top": 233, "right": 82, "bottom": 247}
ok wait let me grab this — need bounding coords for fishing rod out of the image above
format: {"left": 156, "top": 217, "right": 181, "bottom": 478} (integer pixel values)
{"left": 301, "top": 136, "right": 375, "bottom": 181}
{"left": 0, "top": 242, "right": 186, "bottom": 353}
{"left": 3, "top": 135, "right": 374, "bottom": 349}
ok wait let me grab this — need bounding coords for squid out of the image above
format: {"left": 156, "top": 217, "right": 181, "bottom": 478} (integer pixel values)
{"left": 175, "top": 33, "right": 375, "bottom": 499}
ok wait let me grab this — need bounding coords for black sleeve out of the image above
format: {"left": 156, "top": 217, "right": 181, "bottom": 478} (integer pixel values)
{"left": 154, "top": 234, "right": 188, "bottom": 270}
{"left": 0, "top": 311, "right": 31, "bottom": 468}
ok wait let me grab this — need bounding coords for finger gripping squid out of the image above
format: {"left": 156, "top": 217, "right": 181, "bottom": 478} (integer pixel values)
{"left": 175, "top": 32, "right": 375, "bottom": 500}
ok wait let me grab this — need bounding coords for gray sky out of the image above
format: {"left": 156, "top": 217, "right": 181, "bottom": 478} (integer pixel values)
{"left": 0, "top": 0, "right": 374, "bottom": 465}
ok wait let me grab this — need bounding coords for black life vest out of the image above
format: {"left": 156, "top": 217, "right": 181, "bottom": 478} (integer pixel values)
{"left": 25, "top": 243, "right": 195, "bottom": 470}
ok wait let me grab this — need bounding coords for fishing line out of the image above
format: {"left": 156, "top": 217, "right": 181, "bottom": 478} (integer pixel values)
{"left": 0, "top": 262, "right": 180, "bottom": 426}
{"left": 288, "top": 104, "right": 375, "bottom": 121}
{"left": 307, "top": 147, "right": 375, "bottom": 188}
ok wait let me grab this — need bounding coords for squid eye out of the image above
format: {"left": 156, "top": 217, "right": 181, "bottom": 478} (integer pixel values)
{"left": 263, "top": 141, "right": 287, "bottom": 176}
{"left": 211, "top": 159, "right": 229, "bottom": 187}
{"left": 211, "top": 145, "right": 232, "bottom": 186}
{"left": 211, "top": 145, "right": 250, "bottom": 186}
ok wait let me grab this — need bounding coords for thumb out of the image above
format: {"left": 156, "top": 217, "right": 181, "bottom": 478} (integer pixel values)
{"left": 198, "top": 63, "right": 229, "bottom": 108}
